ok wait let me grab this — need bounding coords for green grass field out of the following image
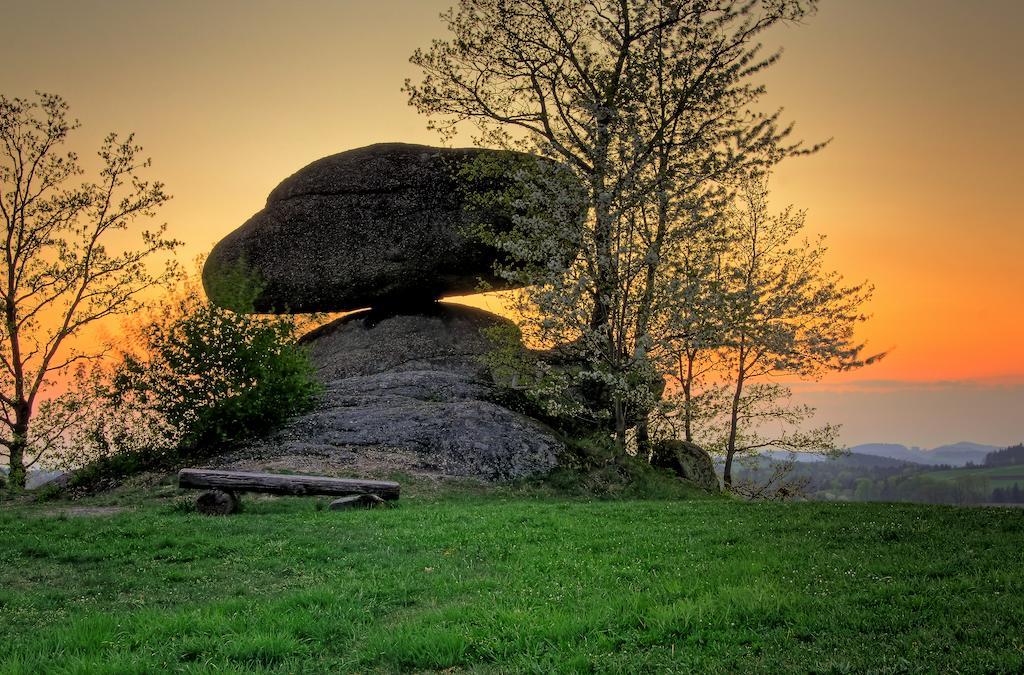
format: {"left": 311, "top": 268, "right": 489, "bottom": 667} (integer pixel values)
{"left": 922, "top": 464, "right": 1024, "bottom": 489}
{"left": 2, "top": 488, "right": 1023, "bottom": 673}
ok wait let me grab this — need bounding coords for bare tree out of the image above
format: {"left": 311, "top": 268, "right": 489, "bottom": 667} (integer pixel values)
{"left": 0, "top": 93, "right": 180, "bottom": 488}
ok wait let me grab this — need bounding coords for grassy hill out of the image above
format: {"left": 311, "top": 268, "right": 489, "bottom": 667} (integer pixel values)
{"left": 1, "top": 483, "right": 1022, "bottom": 672}
{"left": 921, "top": 463, "right": 1024, "bottom": 489}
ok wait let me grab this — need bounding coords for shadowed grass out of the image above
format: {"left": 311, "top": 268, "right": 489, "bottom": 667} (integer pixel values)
{"left": 1, "top": 493, "right": 1022, "bottom": 673}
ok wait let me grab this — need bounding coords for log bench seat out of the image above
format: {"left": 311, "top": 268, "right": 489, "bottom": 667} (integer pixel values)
{"left": 177, "top": 468, "right": 400, "bottom": 514}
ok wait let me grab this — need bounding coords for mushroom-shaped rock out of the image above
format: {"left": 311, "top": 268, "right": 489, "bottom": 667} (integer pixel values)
{"left": 203, "top": 142, "right": 579, "bottom": 313}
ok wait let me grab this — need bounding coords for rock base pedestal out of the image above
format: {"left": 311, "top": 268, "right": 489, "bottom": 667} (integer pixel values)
{"left": 236, "top": 304, "right": 564, "bottom": 482}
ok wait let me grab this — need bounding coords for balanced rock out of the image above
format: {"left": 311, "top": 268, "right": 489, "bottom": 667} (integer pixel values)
{"left": 232, "top": 303, "right": 564, "bottom": 481}
{"left": 203, "top": 143, "right": 577, "bottom": 313}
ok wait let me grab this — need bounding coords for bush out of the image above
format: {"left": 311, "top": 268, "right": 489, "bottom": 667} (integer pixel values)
{"left": 118, "top": 298, "right": 318, "bottom": 452}
{"left": 53, "top": 274, "right": 319, "bottom": 480}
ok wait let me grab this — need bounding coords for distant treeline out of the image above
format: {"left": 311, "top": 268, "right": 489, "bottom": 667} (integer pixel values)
{"left": 991, "top": 484, "right": 1024, "bottom": 503}
{"left": 985, "top": 443, "right": 1024, "bottom": 467}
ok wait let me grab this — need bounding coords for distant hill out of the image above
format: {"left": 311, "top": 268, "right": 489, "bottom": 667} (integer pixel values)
{"left": 851, "top": 442, "right": 999, "bottom": 467}
{"left": 928, "top": 442, "right": 998, "bottom": 466}
{"left": 838, "top": 453, "right": 921, "bottom": 468}
{"left": 759, "top": 450, "right": 921, "bottom": 468}
{"left": 848, "top": 443, "right": 925, "bottom": 464}
{"left": 760, "top": 442, "right": 1001, "bottom": 467}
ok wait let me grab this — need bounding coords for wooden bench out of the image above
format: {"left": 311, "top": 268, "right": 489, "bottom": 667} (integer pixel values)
{"left": 177, "top": 468, "right": 400, "bottom": 515}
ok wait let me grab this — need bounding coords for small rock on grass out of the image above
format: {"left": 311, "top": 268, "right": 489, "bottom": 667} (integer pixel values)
{"left": 195, "top": 489, "right": 240, "bottom": 515}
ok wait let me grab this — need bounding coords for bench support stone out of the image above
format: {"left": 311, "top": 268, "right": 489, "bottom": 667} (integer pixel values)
{"left": 195, "top": 489, "right": 239, "bottom": 515}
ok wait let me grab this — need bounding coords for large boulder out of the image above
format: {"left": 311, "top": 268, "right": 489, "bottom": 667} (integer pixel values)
{"left": 203, "top": 143, "right": 578, "bottom": 313}
{"left": 224, "top": 303, "right": 564, "bottom": 481}
{"left": 650, "top": 440, "right": 720, "bottom": 492}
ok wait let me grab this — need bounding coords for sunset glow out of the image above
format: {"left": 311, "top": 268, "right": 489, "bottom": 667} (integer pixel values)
{"left": 2, "top": 0, "right": 1021, "bottom": 446}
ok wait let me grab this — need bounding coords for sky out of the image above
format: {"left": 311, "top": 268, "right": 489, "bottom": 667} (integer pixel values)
{"left": 1, "top": 0, "right": 1021, "bottom": 448}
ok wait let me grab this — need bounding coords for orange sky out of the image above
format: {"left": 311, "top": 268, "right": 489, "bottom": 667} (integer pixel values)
{"left": 2, "top": 0, "right": 1022, "bottom": 446}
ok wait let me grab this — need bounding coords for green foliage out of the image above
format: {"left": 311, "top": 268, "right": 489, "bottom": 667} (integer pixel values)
{"left": 479, "top": 323, "right": 532, "bottom": 389}
{"left": 201, "top": 255, "right": 267, "bottom": 312}
{"left": 542, "top": 460, "right": 705, "bottom": 501}
{"left": 479, "top": 324, "right": 589, "bottom": 428}
{"left": 1, "top": 497, "right": 1022, "bottom": 672}
{"left": 992, "top": 484, "right": 1024, "bottom": 503}
{"left": 63, "top": 445, "right": 168, "bottom": 493}
{"left": 55, "top": 277, "right": 319, "bottom": 482}
{"left": 533, "top": 432, "right": 713, "bottom": 500}
{"left": 458, "top": 151, "right": 586, "bottom": 287}
{"left": 118, "top": 297, "right": 318, "bottom": 453}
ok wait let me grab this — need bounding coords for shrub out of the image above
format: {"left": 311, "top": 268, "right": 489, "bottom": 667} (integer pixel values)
{"left": 118, "top": 296, "right": 318, "bottom": 452}
{"left": 53, "top": 274, "right": 319, "bottom": 479}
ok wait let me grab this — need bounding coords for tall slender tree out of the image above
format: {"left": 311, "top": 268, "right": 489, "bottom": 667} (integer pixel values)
{"left": 682, "top": 176, "right": 879, "bottom": 489}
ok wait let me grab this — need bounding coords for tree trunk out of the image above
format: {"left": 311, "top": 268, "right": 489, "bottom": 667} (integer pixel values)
{"left": 723, "top": 357, "right": 746, "bottom": 490}
{"left": 613, "top": 394, "right": 627, "bottom": 453}
{"left": 632, "top": 158, "right": 671, "bottom": 459}
{"left": 4, "top": 295, "right": 30, "bottom": 490}
{"left": 636, "top": 415, "right": 650, "bottom": 458}
{"left": 589, "top": 139, "right": 614, "bottom": 333}
{"left": 681, "top": 351, "right": 695, "bottom": 443}
{"left": 591, "top": 143, "right": 625, "bottom": 451}
{"left": 177, "top": 469, "right": 401, "bottom": 500}
{"left": 8, "top": 437, "right": 26, "bottom": 490}
{"left": 723, "top": 450, "right": 735, "bottom": 491}
{"left": 8, "top": 405, "right": 30, "bottom": 490}
{"left": 723, "top": 393, "right": 743, "bottom": 488}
